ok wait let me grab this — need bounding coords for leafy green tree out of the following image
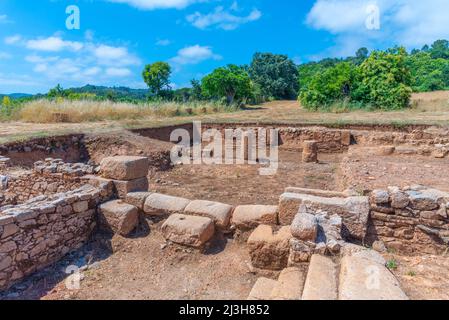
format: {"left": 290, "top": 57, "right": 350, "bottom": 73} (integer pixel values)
{"left": 354, "top": 47, "right": 369, "bottom": 64}
{"left": 202, "top": 65, "right": 252, "bottom": 105}
{"left": 299, "top": 62, "right": 357, "bottom": 110}
{"left": 429, "top": 40, "right": 449, "bottom": 59}
{"left": 406, "top": 52, "right": 449, "bottom": 91}
{"left": 142, "top": 62, "right": 172, "bottom": 96}
{"left": 190, "top": 79, "right": 203, "bottom": 101}
{"left": 357, "top": 47, "right": 412, "bottom": 109}
{"left": 2, "top": 96, "right": 11, "bottom": 107}
{"left": 48, "top": 84, "right": 66, "bottom": 98}
{"left": 249, "top": 53, "right": 299, "bottom": 100}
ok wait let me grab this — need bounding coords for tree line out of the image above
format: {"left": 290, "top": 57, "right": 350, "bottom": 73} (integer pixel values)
{"left": 2, "top": 39, "right": 449, "bottom": 113}
{"left": 142, "top": 39, "right": 449, "bottom": 110}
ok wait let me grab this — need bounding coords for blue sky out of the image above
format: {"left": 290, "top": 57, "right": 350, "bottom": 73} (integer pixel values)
{"left": 0, "top": 0, "right": 448, "bottom": 94}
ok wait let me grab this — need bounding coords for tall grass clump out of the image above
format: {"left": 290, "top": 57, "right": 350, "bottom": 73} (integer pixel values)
{"left": 14, "top": 99, "right": 234, "bottom": 123}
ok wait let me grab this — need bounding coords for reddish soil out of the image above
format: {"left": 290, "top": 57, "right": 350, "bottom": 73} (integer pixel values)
{"left": 150, "top": 150, "right": 342, "bottom": 206}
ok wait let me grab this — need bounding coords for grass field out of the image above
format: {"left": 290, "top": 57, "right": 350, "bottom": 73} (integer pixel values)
{"left": 0, "top": 91, "right": 448, "bottom": 144}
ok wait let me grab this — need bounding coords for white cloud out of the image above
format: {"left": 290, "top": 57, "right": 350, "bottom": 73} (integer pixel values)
{"left": 84, "top": 67, "right": 102, "bottom": 76}
{"left": 0, "top": 52, "right": 12, "bottom": 60}
{"left": 93, "top": 44, "right": 141, "bottom": 66}
{"left": 106, "top": 0, "right": 199, "bottom": 10}
{"left": 106, "top": 67, "right": 132, "bottom": 76}
{"left": 26, "top": 36, "right": 83, "bottom": 52}
{"left": 306, "top": 0, "right": 449, "bottom": 51}
{"left": 187, "top": 6, "right": 262, "bottom": 30}
{"left": 0, "top": 14, "right": 12, "bottom": 24}
{"left": 170, "top": 45, "right": 221, "bottom": 65}
{"left": 156, "top": 39, "right": 171, "bottom": 46}
{"left": 4, "top": 35, "right": 22, "bottom": 45}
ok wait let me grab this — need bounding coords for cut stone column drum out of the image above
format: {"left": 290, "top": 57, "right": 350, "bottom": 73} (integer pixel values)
{"left": 302, "top": 140, "right": 318, "bottom": 163}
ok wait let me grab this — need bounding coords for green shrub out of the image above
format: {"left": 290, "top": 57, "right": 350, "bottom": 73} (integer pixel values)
{"left": 356, "top": 47, "right": 412, "bottom": 110}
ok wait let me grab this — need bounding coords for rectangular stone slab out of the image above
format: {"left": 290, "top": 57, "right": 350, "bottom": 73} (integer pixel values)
{"left": 100, "top": 156, "right": 149, "bottom": 181}
{"left": 270, "top": 267, "right": 305, "bottom": 300}
{"left": 302, "top": 255, "right": 338, "bottom": 300}
{"left": 113, "top": 177, "right": 149, "bottom": 199}
{"left": 144, "top": 193, "right": 191, "bottom": 216}
{"left": 184, "top": 200, "right": 233, "bottom": 229}
{"left": 247, "top": 277, "right": 278, "bottom": 300}
{"left": 339, "top": 255, "right": 408, "bottom": 300}
{"left": 231, "top": 205, "right": 278, "bottom": 230}
{"left": 98, "top": 200, "right": 139, "bottom": 236}
{"left": 161, "top": 214, "right": 215, "bottom": 248}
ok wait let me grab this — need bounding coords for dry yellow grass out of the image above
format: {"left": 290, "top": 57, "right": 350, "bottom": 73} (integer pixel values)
{"left": 1, "top": 91, "right": 448, "bottom": 144}
{"left": 15, "top": 99, "right": 229, "bottom": 123}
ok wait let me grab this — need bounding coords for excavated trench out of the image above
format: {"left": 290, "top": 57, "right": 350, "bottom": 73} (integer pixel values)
{"left": 0, "top": 123, "right": 449, "bottom": 300}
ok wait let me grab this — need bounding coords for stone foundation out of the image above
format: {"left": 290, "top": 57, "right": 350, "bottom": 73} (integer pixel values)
{"left": 0, "top": 183, "right": 113, "bottom": 291}
{"left": 366, "top": 186, "right": 449, "bottom": 254}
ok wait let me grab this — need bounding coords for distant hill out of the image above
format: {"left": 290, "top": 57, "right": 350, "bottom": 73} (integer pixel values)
{"left": 66, "top": 85, "right": 149, "bottom": 100}
{"left": 0, "top": 93, "right": 33, "bottom": 99}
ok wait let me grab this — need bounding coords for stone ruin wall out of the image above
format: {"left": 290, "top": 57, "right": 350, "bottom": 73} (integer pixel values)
{"left": 0, "top": 125, "right": 449, "bottom": 292}
{"left": 367, "top": 186, "right": 449, "bottom": 254}
{"left": 0, "top": 158, "right": 96, "bottom": 206}
{"left": 0, "top": 183, "right": 114, "bottom": 291}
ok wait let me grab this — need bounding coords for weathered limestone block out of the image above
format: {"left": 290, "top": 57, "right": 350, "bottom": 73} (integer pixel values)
{"left": 339, "top": 255, "right": 408, "bottom": 300}
{"left": 247, "top": 225, "right": 292, "bottom": 270}
{"left": 370, "top": 190, "right": 390, "bottom": 205}
{"left": 290, "top": 211, "right": 317, "bottom": 242}
{"left": 125, "top": 192, "right": 151, "bottom": 210}
{"left": 231, "top": 205, "right": 278, "bottom": 230}
{"left": 144, "top": 193, "right": 191, "bottom": 216}
{"left": 113, "top": 177, "right": 149, "bottom": 199}
{"left": 279, "top": 192, "right": 369, "bottom": 240}
{"left": 161, "top": 214, "right": 215, "bottom": 248}
{"left": 100, "top": 156, "right": 149, "bottom": 181}
{"left": 99, "top": 200, "right": 139, "bottom": 236}
{"left": 390, "top": 191, "right": 409, "bottom": 209}
{"left": 184, "top": 200, "right": 233, "bottom": 229}
{"left": 302, "top": 140, "right": 318, "bottom": 163}
{"left": 302, "top": 255, "right": 338, "bottom": 300}
{"left": 247, "top": 277, "right": 278, "bottom": 301}
{"left": 407, "top": 190, "right": 439, "bottom": 211}
{"left": 270, "top": 267, "right": 305, "bottom": 300}
{"left": 289, "top": 238, "right": 315, "bottom": 264}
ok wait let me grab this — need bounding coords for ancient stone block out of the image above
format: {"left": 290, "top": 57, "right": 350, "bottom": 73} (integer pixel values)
{"left": 231, "top": 205, "right": 278, "bottom": 230}
{"left": 390, "top": 191, "right": 409, "bottom": 209}
{"left": 247, "top": 277, "right": 277, "bottom": 301}
{"left": 184, "top": 200, "right": 233, "bottom": 229}
{"left": 302, "top": 255, "right": 338, "bottom": 300}
{"left": 290, "top": 211, "right": 317, "bottom": 242}
{"left": 100, "top": 156, "right": 149, "bottom": 181}
{"left": 125, "top": 192, "right": 151, "bottom": 210}
{"left": 407, "top": 191, "right": 439, "bottom": 211}
{"left": 247, "top": 225, "right": 292, "bottom": 270}
{"left": 339, "top": 255, "right": 408, "bottom": 300}
{"left": 161, "top": 214, "right": 215, "bottom": 248}
{"left": 99, "top": 200, "right": 139, "bottom": 236}
{"left": 144, "top": 193, "right": 191, "bottom": 216}
{"left": 302, "top": 140, "right": 318, "bottom": 163}
{"left": 279, "top": 192, "right": 369, "bottom": 240}
{"left": 73, "top": 201, "right": 89, "bottom": 213}
{"left": 270, "top": 267, "right": 305, "bottom": 300}
{"left": 370, "top": 190, "right": 390, "bottom": 205}
{"left": 113, "top": 177, "right": 149, "bottom": 199}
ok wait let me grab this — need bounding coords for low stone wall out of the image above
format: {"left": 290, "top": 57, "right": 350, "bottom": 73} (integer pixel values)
{"left": 0, "top": 135, "right": 88, "bottom": 167}
{"left": 0, "top": 159, "right": 95, "bottom": 206}
{"left": 366, "top": 186, "right": 449, "bottom": 254}
{"left": 0, "top": 184, "right": 112, "bottom": 291}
